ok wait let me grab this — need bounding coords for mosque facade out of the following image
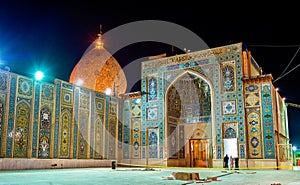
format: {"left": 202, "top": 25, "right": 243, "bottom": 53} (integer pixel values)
{"left": 0, "top": 39, "right": 292, "bottom": 169}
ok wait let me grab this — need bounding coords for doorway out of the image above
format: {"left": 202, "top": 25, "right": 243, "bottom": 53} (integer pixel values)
{"left": 223, "top": 138, "right": 238, "bottom": 158}
{"left": 189, "top": 139, "right": 209, "bottom": 167}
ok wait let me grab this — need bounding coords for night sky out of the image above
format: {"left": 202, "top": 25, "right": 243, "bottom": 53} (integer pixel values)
{"left": 1, "top": 2, "right": 299, "bottom": 147}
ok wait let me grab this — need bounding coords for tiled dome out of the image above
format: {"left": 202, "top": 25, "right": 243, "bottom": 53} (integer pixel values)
{"left": 70, "top": 36, "right": 127, "bottom": 97}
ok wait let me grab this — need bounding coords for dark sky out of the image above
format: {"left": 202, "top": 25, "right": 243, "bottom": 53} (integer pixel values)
{"left": 0, "top": 2, "right": 299, "bottom": 147}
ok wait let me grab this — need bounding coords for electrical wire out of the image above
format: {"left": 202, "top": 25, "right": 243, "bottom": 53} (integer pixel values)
{"left": 249, "top": 45, "right": 300, "bottom": 48}
{"left": 275, "top": 47, "right": 300, "bottom": 81}
{"left": 273, "top": 63, "right": 300, "bottom": 83}
{"left": 247, "top": 45, "right": 300, "bottom": 82}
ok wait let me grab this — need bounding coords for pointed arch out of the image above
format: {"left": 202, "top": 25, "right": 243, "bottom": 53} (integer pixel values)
{"left": 165, "top": 70, "right": 214, "bottom": 100}
{"left": 224, "top": 127, "right": 237, "bottom": 139}
{"left": 164, "top": 70, "right": 214, "bottom": 122}
{"left": 164, "top": 69, "right": 215, "bottom": 167}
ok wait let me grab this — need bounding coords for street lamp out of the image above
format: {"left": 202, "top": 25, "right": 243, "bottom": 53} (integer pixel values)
{"left": 292, "top": 146, "right": 297, "bottom": 166}
{"left": 145, "top": 126, "right": 158, "bottom": 171}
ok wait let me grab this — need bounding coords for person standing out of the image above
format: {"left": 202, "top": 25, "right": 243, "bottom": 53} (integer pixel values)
{"left": 223, "top": 154, "right": 229, "bottom": 169}
{"left": 230, "top": 156, "right": 234, "bottom": 170}
{"left": 234, "top": 157, "right": 239, "bottom": 170}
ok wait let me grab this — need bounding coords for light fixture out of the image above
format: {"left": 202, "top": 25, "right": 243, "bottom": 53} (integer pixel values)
{"left": 34, "top": 71, "right": 44, "bottom": 81}
{"left": 75, "top": 79, "right": 83, "bottom": 86}
{"left": 275, "top": 88, "right": 279, "bottom": 91}
{"left": 105, "top": 88, "right": 112, "bottom": 95}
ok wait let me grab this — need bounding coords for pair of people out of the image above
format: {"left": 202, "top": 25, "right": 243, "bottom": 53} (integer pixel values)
{"left": 223, "top": 154, "right": 234, "bottom": 169}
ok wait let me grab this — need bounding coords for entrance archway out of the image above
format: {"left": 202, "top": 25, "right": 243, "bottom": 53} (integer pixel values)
{"left": 190, "top": 139, "right": 209, "bottom": 167}
{"left": 165, "top": 71, "right": 213, "bottom": 167}
{"left": 223, "top": 124, "right": 238, "bottom": 168}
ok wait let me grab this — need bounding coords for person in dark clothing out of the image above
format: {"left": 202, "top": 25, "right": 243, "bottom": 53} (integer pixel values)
{"left": 234, "top": 157, "right": 239, "bottom": 170}
{"left": 223, "top": 154, "right": 229, "bottom": 168}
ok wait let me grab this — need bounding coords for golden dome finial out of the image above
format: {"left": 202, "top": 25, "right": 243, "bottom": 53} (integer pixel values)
{"left": 96, "top": 24, "right": 104, "bottom": 49}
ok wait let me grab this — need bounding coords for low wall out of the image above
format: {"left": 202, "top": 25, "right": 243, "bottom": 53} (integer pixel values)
{"left": 278, "top": 161, "right": 293, "bottom": 170}
{"left": 212, "top": 159, "right": 223, "bottom": 168}
{"left": 119, "top": 159, "right": 167, "bottom": 167}
{"left": 213, "top": 159, "right": 282, "bottom": 170}
{"left": 0, "top": 158, "right": 112, "bottom": 170}
{"left": 167, "top": 159, "right": 187, "bottom": 167}
{"left": 247, "top": 159, "right": 277, "bottom": 170}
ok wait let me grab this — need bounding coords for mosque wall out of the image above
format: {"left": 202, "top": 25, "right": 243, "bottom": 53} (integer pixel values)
{"left": 0, "top": 72, "right": 6, "bottom": 157}
{"left": 35, "top": 81, "right": 55, "bottom": 159}
{"left": 0, "top": 42, "right": 290, "bottom": 169}
{"left": 0, "top": 71, "right": 118, "bottom": 160}
{"left": 8, "top": 74, "right": 34, "bottom": 158}
{"left": 119, "top": 94, "right": 142, "bottom": 164}
{"left": 274, "top": 88, "right": 291, "bottom": 166}
{"left": 131, "top": 42, "right": 290, "bottom": 168}
{"left": 122, "top": 99, "right": 130, "bottom": 159}
{"left": 276, "top": 93, "right": 289, "bottom": 139}
{"left": 243, "top": 79, "right": 276, "bottom": 159}
{"left": 139, "top": 43, "right": 247, "bottom": 164}
{"left": 261, "top": 83, "right": 276, "bottom": 158}
{"left": 130, "top": 98, "right": 142, "bottom": 159}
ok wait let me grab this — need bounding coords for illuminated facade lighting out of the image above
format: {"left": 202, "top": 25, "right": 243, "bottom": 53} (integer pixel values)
{"left": 75, "top": 79, "right": 83, "bottom": 86}
{"left": 34, "top": 71, "right": 44, "bottom": 81}
{"left": 105, "top": 88, "right": 112, "bottom": 95}
{"left": 96, "top": 36, "right": 104, "bottom": 49}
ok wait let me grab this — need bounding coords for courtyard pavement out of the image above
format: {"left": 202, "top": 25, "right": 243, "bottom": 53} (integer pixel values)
{"left": 0, "top": 167, "right": 300, "bottom": 185}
